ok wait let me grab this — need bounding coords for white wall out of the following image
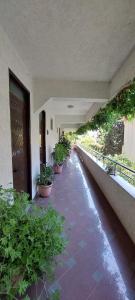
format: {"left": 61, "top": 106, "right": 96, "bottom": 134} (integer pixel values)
{"left": 1, "top": 16, "right": 135, "bottom": 199}
{"left": 123, "top": 119, "right": 135, "bottom": 162}
{"left": 33, "top": 78, "right": 109, "bottom": 111}
{"left": 41, "top": 102, "right": 59, "bottom": 164}
{"left": 77, "top": 146, "right": 135, "bottom": 244}
{"left": 0, "top": 25, "right": 40, "bottom": 197}
{"left": 110, "top": 47, "right": 135, "bottom": 98}
{"left": 85, "top": 102, "right": 106, "bottom": 122}
{"left": 61, "top": 124, "right": 80, "bottom": 130}
{"left": 55, "top": 114, "right": 85, "bottom": 126}
{"left": 0, "top": 25, "right": 59, "bottom": 197}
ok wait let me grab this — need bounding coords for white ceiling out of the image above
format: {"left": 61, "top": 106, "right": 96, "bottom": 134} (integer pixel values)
{"left": 46, "top": 97, "right": 107, "bottom": 115}
{"left": 0, "top": 0, "right": 135, "bottom": 81}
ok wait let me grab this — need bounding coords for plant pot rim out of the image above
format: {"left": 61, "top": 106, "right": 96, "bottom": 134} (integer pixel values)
{"left": 38, "top": 182, "right": 53, "bottom": 188}
{"left": 54, "top": 163, "right": 63, "bottom": 166}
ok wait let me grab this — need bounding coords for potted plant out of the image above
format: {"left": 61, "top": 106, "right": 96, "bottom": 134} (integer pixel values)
{"left": 59, "top": 135, "right": 71, "bottom": 158}
{"left": 0, "top": 186, "right": 66, "bottom": 299}
{"left": 36, "top": 164, "right": 53, "bottom": 197}
{"left": 53, "top": 143, "right": 67, "bottom": 174}
{"left": 105, "top": 163, "right": 116, "bottom": 175}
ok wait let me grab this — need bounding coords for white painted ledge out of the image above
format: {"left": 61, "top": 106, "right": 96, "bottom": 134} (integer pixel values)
{"left": 77, "top": 145, "right": 135, "bottom": 244}
{"left": 111, "top": 175, "right": 135, "bottom": 199}
{"left": 77, "top": 146, "right": 135, "bottom": 199}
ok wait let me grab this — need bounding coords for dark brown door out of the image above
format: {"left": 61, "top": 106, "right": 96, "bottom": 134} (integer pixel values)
{"left": 9, "top": 72, "right": 31, "bottom": 195}
{"left": 59, "top": 128, "right": 61, "bottom": 141}
{"left": 39, "top": 111, "right": 46, "bottom": 166}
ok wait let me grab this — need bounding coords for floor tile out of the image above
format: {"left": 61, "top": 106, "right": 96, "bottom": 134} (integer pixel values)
{"left": 31, "top": 151, "right": 135, "bottom": 300}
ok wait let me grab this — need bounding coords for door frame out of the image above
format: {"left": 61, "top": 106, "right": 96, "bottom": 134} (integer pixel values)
{"left": 9, "top": 69, "right": 32, "bottom": 197}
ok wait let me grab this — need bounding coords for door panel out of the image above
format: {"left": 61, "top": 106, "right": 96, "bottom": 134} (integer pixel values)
{"left": 39, "top": 111, "right": 46, "bottom": 166}
{"left": 9, "top": 74, "right": 31, "bottom": 195}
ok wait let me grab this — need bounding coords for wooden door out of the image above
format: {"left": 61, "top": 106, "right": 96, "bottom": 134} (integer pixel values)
{"left": 39, "top": 111, "right": 46, "bottom": 166}
{"left": 9, "top": 72, "right": 31, "bottom": 195}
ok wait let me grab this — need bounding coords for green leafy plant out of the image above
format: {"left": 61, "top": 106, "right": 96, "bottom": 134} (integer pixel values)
{"left": 64, "top": 132, "right": 77, "bottom": 146}
{"left": 50, "top": 290, "right": 60, "bottom": 300}
{"left": 36, "top": 165, "right": 54, "bottom": 186}
{"left": 78, "top": 134, "right": 103, "bottom": 153}
{"left": 76, "top": 78, "right": 135, "bottom": 135}
{"left": 53, "top": 143, "right": 67, "bottom": 165}
{"left": 59, "top": 135, "right": 71, "bottom": 155}
{"left": 0, "top": 186, "right": 66, "bottom": 299}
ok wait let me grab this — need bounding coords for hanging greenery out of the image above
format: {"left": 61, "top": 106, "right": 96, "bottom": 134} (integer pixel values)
{"left": 76, "top": 78, "right": 135, "bottom": 135}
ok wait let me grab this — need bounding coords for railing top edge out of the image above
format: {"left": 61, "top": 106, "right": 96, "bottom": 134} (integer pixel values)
{"left": 77, "top": 145, "right": 135, "bottom": 175}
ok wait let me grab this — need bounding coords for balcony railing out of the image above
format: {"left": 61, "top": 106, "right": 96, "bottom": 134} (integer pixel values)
{"left": 83, "top": 147, "right": 135, "bottom": 186}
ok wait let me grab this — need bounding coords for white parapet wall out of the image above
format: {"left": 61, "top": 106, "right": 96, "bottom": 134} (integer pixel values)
{"left": 77, "top": 146, "right": 135, "bottom": 244}
{"left": 123, "top": 119, "right": 135, "bottom": 162}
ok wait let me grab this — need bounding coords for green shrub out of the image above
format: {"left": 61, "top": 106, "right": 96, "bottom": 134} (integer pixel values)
{"left": 78, "top": 134, "right": 103, "bottom": 153}
{"left": 36, "top": 165, "right": 54, "bottom": 186}
{"left": 110, "top": 154, "right": 135, "bottom": 169}
{"left": 59, "top": 135, "right": 71, "bottom": 155}
{"left": 77, "top": 78, "right": 135, "bottom": 135}
{"left": 53, "top": 143, "right": 67, "bottom": 165}
{"left": 0, "top": 186, "right": 66, "bottom": 299}
{"left": 64, "top": 132, "right": 77, "bottom": 146}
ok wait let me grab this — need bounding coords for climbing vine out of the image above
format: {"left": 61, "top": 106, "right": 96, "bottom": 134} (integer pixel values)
{"left": 76, "top": 78, "right": 135, "bottom": 134}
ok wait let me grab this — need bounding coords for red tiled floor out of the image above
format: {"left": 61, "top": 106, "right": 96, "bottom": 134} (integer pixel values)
{"left": 29, "top": 151, "right": 135, "bottom": 300}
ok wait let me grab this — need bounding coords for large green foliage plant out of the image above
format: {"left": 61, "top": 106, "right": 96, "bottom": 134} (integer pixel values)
{"left": 0, "top": 186, "right": 66, "bottom": 299}
{"left": 53, "top": 143, "right": 67, "bottom": 165}
{"left": 59, "top": 135, "right": 71, "bottom": 155}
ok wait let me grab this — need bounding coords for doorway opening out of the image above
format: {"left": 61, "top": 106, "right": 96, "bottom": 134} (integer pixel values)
{"left": 39, "top": 111, "right": 46, "bottom": 167}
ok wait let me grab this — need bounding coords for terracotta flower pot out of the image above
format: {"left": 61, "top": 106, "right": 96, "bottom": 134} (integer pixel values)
{"left": 38, "top": 183, "right": 52, "bottom": 197}
{"left": 53, "top": 164, "right": 63, "bottom": 174}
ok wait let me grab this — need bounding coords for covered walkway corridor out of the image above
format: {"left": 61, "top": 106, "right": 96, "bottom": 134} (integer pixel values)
{"left": 30, "top": 152, "right": 135, "bottom": 300}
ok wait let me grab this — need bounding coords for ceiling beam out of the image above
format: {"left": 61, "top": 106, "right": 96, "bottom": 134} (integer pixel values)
{"left": 85, "top": 102, "right": 106, "bottom": 122}
{"left": 61, "top": 123, "right": 80, "bottom": 129}
{"left": 33, "top": 79, "right": 109, "bottom": 111}
{"left": 55, "top": 114, "right": 85, "bottom": 126}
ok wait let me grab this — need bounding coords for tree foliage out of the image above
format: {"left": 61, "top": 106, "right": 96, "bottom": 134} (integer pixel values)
{"left": 103, "top": 121, "right": 124, "bottom": 155}
{"left": 76, "top": 78, "right": 135, "bottom": 135}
